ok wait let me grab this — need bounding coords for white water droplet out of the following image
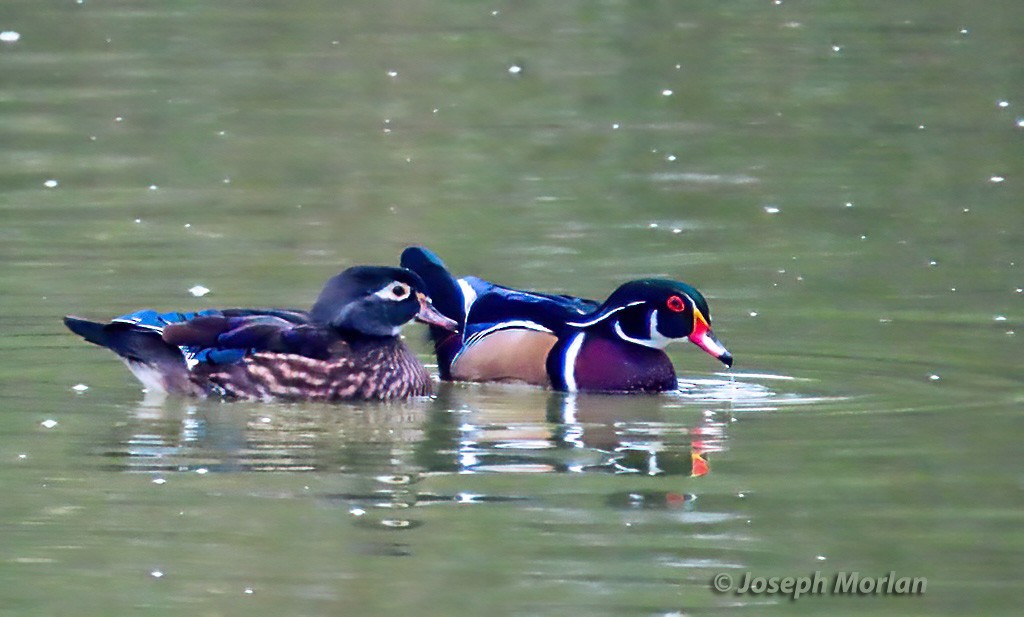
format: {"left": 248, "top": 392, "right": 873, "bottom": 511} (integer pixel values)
{"left": 188, "top": 285, "right": 210, "bottom": 297}
{"left": 0, "top": 31, "right": 21, "bottom": 43}
{"left": 41, "top": 419, "right": 58, "bottom": 429}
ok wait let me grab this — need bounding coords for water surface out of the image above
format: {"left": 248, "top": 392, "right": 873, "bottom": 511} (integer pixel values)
{"left": 1, "top": 1, "right": 1021, "bottom": 615}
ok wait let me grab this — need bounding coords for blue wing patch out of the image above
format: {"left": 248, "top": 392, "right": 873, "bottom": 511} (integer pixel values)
{"left": 112, "top": 308, "right": 221, "bottom": 332}
{"left": 111, "top": 308, "right": 324, "bottom": 367}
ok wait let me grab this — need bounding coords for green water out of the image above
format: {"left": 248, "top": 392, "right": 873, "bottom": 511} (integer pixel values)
{"left": 1, "top": 1, "right": 1021, "bottom": 615}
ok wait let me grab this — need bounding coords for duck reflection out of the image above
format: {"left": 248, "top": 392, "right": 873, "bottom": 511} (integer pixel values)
{"left": 108, "top": 379, "right": 734, "bottom": 480}
{"left": 451, "top": 390, "right": 726, "bottom": 478}
{"left": 104, "top": 380, "right": 745, "bottom": 553}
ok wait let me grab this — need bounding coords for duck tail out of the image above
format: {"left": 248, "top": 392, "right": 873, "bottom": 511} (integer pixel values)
{"left": 63, "top": 316, "right": 110, "bottom": 347}
{"left": 400, "top": 246, "right": 466, "bottom": 379}
{"left": 64, "top": 315, "right": 192, "bottom": 393}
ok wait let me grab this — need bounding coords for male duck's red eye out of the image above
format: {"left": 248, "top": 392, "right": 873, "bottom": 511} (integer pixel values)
{"left": 666, "top": 295, "right": 687, "bottom": 313}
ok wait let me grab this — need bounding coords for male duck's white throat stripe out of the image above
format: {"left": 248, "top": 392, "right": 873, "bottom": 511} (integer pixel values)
{"left": 612, "top": 311, "right": 672, "bottom": 349}
{"left": 562, "top": 332, "right": 586, "bottom": 392}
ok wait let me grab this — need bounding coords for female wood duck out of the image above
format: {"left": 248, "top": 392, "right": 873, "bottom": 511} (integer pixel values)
{"left": 63, "top": 266, "right": 458, "bottom": 402}
{"left": 400, "top": 247, "right": 732, "bottom": 393}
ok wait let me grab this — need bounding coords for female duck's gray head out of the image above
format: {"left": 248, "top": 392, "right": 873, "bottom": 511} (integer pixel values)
{"left": 310, "top": 266, "right": 457, "bottom": 338}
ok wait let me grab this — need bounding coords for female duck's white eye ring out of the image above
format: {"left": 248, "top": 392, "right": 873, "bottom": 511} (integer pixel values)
{"left": 377, "top": 282, "right": 412, "bottom": 301}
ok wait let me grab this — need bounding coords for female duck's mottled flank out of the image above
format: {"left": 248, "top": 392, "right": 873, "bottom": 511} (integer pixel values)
{"left": 400, "top": 246, "right": 732, "bottom": 394}
{"left": 63, "top": 266, "right": 458, "bottom": 402}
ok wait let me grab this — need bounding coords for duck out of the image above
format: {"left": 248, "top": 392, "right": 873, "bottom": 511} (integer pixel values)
{"left": 400, "top": 246, "right": 732, "bottom": 393}
{"left": 63, "top": 265, "right": 459, "bottom": 402}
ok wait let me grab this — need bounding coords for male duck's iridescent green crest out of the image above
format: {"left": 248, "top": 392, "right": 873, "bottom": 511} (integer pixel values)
{"left": 570, "top": 278, "right": 732, "bottom": 366}
{"left": 63, "top": 265, "right": 458, "bottom": 402}
{"left": 400, "top": 246, "right": 732, "bottom": 394}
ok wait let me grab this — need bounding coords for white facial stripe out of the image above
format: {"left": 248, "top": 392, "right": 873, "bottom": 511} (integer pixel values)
{"left": 647, "top": 310, "right": 674, "bottom": 348}
{"left": 612, "top": 310, "right": 673, "bottom": 349}
{"left": 566, "top": 300, "right": 646, "bottom": 328}
{"left": 562, "top": 332, "right": 586, "bottom": 393}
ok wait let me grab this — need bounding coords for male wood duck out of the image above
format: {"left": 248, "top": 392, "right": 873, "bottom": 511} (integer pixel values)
{"left": 63, "top": 266, "right": 458, "bottom": 402}
{"left": 400, "top": 247, "right": 732, "bottom": 393}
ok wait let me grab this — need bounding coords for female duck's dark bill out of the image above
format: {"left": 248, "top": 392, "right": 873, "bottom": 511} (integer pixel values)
{"left": 414, "top": 293, "right": 459, "bottom": 331}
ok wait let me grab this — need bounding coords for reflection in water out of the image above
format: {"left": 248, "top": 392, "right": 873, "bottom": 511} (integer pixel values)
{"left": 98, "top": 375, "right": 806, "bottom": 576}
{"left": 106, "top": 373, "right": 792, "bottom": 480}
